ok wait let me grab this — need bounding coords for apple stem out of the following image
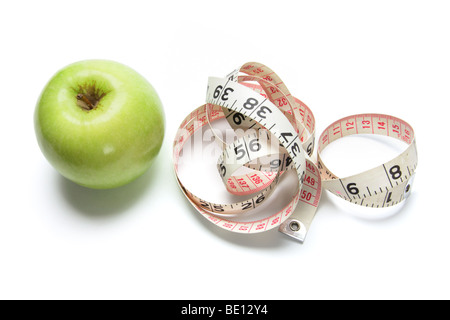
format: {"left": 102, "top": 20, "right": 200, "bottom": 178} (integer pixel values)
{"left": 75, "top": 82, "right": 109, "bottom": 111}
{"left": 76, "top": 93, "right": 95, "bottom": 110}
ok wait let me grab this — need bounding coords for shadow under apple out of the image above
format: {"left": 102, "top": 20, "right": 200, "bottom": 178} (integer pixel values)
{"left": 58, "top": 162, "right": 160, "bottom": 218}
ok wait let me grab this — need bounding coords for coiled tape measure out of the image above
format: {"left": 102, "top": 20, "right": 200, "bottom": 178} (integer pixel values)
{"left": 173, "top": 62, "right": 418, "bottom": 243}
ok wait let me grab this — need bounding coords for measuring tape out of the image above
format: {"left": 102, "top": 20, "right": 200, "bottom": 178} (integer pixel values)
{"left": 173, "top": 62, "right": 418, "bottom": 243}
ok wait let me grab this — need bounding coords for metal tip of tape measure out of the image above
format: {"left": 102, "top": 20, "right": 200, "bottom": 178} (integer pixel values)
{"left": 279, "top": 219, "right": 307, "bottom": 243}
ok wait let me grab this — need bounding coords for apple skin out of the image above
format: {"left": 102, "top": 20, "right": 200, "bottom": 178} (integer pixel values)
{"left": 34, "top": 59, "right": 165, "bottom": 189}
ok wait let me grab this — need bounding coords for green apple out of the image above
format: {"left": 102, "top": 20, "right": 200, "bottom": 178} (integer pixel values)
{"left": 34, "top": 59, "right": 165, "bottom": 189}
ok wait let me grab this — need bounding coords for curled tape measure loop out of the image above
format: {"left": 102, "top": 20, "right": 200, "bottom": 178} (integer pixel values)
{"left": 173, "top": 62, "right": 418, "bottom": 244}
{"left": 317, "top": 114, "right": 417, "bottom": 208}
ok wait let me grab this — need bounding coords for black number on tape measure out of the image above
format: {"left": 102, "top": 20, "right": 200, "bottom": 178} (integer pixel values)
{"left": 219, "top": 163, "right": 226, "bottom": 177}
{"left": 249, "top": 138, "right": 261, "bottom": 152}
{"left": 256, "top": 194, "right": 265, "bottom": 204}
{"left": 307, "top": 142, "right": 313, "bottom": 157}
{"left": 386, "top": 192, "right": 393, "bottom": 203}
{"left": 291, "top": 142, "right": 301, "bottom": 157}
{"left": 199, "top": 199, "right": 210, "bottom": 208}
{"left": 234, "top": 144, "right": 246, "bottom": 160}
{"left": 270, "top": 159, "right": 281, "bottom": 169}
{"left": 233, "top": 112, "right": 246, "bottom": 125}
{"left": 222, "top": 87, "right": 234, "bottom": 101}
{"left": 389, "top": 165, "right": 402, "bottom": 180}
{"left": 213, "top": 204, "right": 225, "bottom": 212}
{"left": 213, "top": 86, "right": 222, "bottom": 99}
{"left": 256, "top": 106, "right": 272, "bottom": 119}
{"left": 286, "top": 156, "right": 293, "bottom": 167}
{"left": 213, "top": 85, "right": 234, "bottom": 101}
{"left": 241, "top": 202, "right": 252, "bottom": 210}
{"left": 280, "top": 132, "right": 293, "bottom": 144}
{"left": 243, "top": 98, "right": 258, "bottom": 110}
{"left": 346, "top": 183, "right": 359, "bottom": 195}
{"left": 317, "top": 161, "right": 323, "bottom": 170}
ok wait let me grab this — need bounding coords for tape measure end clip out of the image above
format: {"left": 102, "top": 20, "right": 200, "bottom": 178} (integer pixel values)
{"left": 279, "top": 219, "right": 307, "bottom": 244}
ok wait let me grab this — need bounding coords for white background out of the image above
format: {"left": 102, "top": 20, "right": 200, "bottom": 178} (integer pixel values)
{"left": 0, "top": 0, "right": 448, "bottom": 300}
